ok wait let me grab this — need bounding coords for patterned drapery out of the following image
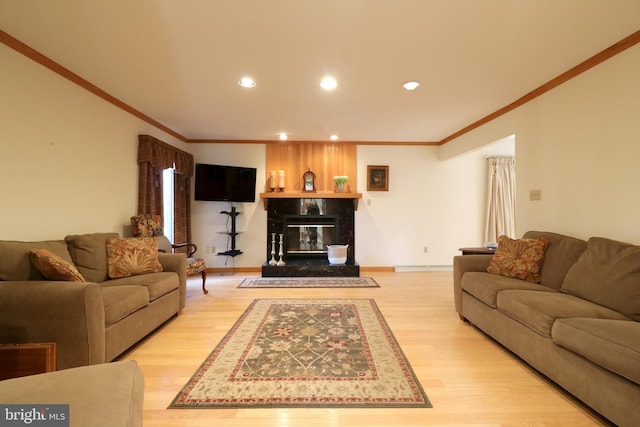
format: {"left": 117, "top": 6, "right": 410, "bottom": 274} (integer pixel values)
{"left": 137, "top": 135, "right": 194, "bottom": 248}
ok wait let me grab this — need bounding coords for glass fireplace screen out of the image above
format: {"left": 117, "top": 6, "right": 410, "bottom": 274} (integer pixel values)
{"left": 286, "top": 223, "right": 336, "bottom": 254}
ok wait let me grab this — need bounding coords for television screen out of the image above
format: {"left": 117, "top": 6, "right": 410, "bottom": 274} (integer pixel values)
{"left": 194, "top": 163, "right": 257, "bottom": 202}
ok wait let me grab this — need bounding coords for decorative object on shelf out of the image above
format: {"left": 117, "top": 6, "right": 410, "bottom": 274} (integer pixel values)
{"left": 327, "top": 244, "right": 349, "bottom": 265}
{"left": 333, "top": 175, "right": 348, "bottom": 193}
{"left": 277, "top": 234, "right": 286, "bottom": 266}
{"left": 269, "top": 171, "right": 277, "bottom": 192}
{"left": 269, "top": 233, "right": 277, "bottom": 265}
{"left": 278, "top": 170, "right": 285, "bottom": 192}
{"left": 366, "top": 165, "right": 389, "bottom": 191}
{"left": 302, "top": 168, "right": 316, "bottom": 192}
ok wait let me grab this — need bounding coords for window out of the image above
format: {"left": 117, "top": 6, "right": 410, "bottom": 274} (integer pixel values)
{"left": 162, "top": 167, "right": 174, "bottom": 243}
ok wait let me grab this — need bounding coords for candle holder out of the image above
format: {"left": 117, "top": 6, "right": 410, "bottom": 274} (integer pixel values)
{"left": 277, "top": 233, "right": 286, "bottom": 266}
{"left": 269, "top": 233, "right": 277, "bottom": 265}
{"left": 269, "top": 171, "right": 276, "bottom": 192}
{"left": 278, "top": 170, "right": 285, "bottom": 192}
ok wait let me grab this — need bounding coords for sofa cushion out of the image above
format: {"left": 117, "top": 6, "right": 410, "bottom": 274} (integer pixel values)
{"left": 561, "top": 237, "right": 640, "bottom": 321}
{"left": 101, "top": 285, "right": 149, "bottom": 327}
{"left": 497, "top": 290, "right": 631, "bottom": 338}
{"left": 487, "top": 235, "right": 549, "bottom": 283}
{"left": 29, "top": 248, "right": 86, "bottom": 282}
{"left": 461, "top": 271, "right": 557, "bottom": 308}
{"left": 65, "top": 233, "right": 119, "bottom": 283}
{"left": 0, "top": 240, "right": 73, "bottom": 281}
{"left": 106, "top": 237, "right": 163, "bottom": 279}
{"left": 105, "top": 272, "right": 178, "bottom": 302}
{"left": 522, "top": 231, "right": 587, "bottom": 290}
{"left": 552, "top": 318, "right": 640, "bottom": 385}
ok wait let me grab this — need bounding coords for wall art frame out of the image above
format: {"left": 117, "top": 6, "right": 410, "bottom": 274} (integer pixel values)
{"left": 367, "top": 165, "right": 389, "bottom": 191}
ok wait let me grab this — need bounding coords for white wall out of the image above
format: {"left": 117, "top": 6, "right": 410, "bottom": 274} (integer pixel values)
{"left": 441, "top": 43, "right": 640, "bottom": 244}
{"left": 186, "top": 144, "right": 267, "bottom": 269}
{"left": 0, "top": 44, "right": 187, "bottom": 240}
{"left": 355, "top": 141, "right": 513, "bottom": 268}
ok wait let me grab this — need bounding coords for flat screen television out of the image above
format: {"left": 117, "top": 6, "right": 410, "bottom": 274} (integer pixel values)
{"left": 194, "top": 163, "right": 257, "bottom": 202}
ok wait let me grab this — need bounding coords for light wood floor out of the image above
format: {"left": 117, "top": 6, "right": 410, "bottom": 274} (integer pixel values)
{"left": 121, "top": 271, "right": 610, "bottom": 426}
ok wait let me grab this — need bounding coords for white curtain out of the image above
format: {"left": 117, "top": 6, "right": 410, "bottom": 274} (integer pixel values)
{"left": 484, "top": 157, "right": 516, "bottom": 243}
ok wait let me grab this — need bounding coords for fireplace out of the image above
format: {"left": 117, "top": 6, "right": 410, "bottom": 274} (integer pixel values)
{"left": 262, "top": 197, "right": 358, "bottom": 277}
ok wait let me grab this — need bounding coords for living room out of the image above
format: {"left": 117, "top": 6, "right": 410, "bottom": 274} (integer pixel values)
{"left": 1, "top": 2, "right": 640, "bottom": 426}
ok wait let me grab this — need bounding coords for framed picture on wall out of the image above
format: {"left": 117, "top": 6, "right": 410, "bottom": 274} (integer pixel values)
{"left": 367, "top": 165, "right": 389, "bottom": 191}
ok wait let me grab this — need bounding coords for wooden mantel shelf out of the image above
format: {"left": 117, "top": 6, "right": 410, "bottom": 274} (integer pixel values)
{"left": 260, "top": 192, "right": 363, "bottom": 210}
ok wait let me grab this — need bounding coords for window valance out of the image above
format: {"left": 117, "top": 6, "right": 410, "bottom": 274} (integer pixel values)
{"left": 138, "top": 135, "right": 193, "bottom": 176}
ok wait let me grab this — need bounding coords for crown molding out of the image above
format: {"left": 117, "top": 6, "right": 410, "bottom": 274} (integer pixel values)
{"left": 2, "top": 28, "right": 639, "bottom": 147}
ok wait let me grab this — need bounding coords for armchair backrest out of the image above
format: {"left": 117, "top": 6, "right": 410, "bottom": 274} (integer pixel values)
{"left": 131, "top": 214, "right": 164, "bottom": 238}
{"left": 131, "top": 214, "right": 173, "bottom": 253}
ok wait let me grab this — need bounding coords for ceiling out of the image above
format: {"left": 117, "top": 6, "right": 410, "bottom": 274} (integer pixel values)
{"left": 1, "top": 1, "right": 639, "bottom": 144}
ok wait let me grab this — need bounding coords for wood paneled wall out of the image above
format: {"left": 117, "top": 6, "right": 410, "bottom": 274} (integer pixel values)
{"left": 265, "top": 142, "right": 357, "bottom": 193}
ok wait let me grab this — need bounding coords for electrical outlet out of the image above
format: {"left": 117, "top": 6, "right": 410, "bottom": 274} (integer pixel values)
{"left": 423, "top": 246, "right": 429, "bottom": 253}
{"left": 530, "top": 189, "right": 542, "bottom": 201}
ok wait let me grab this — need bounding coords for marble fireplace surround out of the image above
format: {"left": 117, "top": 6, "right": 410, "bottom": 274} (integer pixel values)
{"left": 260, "top": 193, "right": 361, "bottom": 277}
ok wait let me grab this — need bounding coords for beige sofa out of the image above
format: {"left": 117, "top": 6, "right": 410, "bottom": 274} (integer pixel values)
{"left": 0, "top": 360, "right": 144, "bottom": 427}
{"left": 453, "top": 231, "right": 640, "bottom": 426}
{"left": 0, "top": 232, "right": 186, "bottom": 370}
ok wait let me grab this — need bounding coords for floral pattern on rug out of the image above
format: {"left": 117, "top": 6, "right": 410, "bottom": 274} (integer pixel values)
{"left": 170, "top": 299, "right": 431, "bottom": 408}
{"left": 233, "top": 303, "right": 374, "bottom": 380}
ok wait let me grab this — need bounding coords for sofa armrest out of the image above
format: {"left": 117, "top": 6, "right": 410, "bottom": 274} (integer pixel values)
{"left": 453, "top": 255, "right": 493, "bottom": 315}
{"left": 158, "top": 253, "right": 187, "bottom": 311}
{"left": 0, "top": 281, "right": 106, "bottom": 370}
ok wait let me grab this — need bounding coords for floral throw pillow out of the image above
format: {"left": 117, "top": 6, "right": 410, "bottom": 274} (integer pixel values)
{"left": 30, "top": 248, "right": 86, "bottom": 282}
{"left": 106, "top": 237, "right": 163, "bottom": 279}
{"left": 486, "top": 235, "right": 550, "bottom": 283}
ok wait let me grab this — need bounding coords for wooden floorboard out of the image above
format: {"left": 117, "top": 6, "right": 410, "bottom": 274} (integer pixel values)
{"left": 121, "top": 271, "right": 611, "bottom": 426}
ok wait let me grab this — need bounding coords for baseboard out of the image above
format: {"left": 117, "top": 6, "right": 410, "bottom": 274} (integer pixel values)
{"left": 205, "top": 265, "right": 449, "bottom": 274}
{"left": 394, "top": 265, "right": 453, "bottom": 272}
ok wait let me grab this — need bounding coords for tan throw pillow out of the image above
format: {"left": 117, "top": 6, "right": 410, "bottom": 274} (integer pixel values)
{"left": 106, "top": 237, "right": 163, "bottom": 279}
{"left": 29, "top": 248, "right": 86, "bottom": 282}
{"left": 487, "top": 235, "right": 550, "bottom": 283}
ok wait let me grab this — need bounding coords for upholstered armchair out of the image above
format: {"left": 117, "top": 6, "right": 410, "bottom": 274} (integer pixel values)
{"left": 130, "top": 214, "right": 208, "bottom": 294}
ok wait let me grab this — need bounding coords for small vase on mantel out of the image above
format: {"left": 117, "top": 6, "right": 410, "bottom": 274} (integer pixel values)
{"left": 334, "top": 175, "right": 348, "bottom": 193}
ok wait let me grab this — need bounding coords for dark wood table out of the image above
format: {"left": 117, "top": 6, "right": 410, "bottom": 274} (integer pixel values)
{"left": 458, "top": 247, "right": 496, "bottom": 255}
{"left": 0, "top": 342, "right": 56, "bottom": 380}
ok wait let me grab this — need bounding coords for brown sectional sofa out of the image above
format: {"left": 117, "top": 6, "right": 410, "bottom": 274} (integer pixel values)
{"left": 0, "top": 232, "right": 186, "bottom": 370}
{"left": 453, "top": 231, "right": 640, "bottom": 426}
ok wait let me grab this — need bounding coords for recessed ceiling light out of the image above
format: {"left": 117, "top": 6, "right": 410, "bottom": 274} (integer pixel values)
{"left": 403, "top": 81, "right": 420, "bottom": 91}
{"left": 238, "top": 77, "right": 256, "bottom": 88}
{"left": 320, "top": 76, "right": 337, "bottom": 91}
{"left": 330, "top": 134, "right": 339, "bottom": 141}
{"left": 279, "top": 133, "right": 288, "bottom": 141}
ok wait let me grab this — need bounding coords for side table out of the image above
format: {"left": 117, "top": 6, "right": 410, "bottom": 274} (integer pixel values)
{"left": 458, "top": 247, "right": 496, "bottom": 255}
{"left": 0, "top": 342, "right": 56, "bottom": 380}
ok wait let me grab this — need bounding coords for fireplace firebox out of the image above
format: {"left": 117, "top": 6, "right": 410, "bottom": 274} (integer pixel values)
{"left": 285, "top": 215, "right": 338, "bottom": 258}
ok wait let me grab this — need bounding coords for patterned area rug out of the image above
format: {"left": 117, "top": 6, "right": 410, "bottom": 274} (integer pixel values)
{"left": 238, "top": 277, "right": 380, "bottom": 288}
{"left": 169, "top": 299, "right": 431, "bottom": 409}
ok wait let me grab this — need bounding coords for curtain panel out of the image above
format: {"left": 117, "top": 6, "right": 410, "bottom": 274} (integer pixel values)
{"left": 137, "top": 135, "right": 194, "bottom": 247}
{"left": 484, "top": 156, "right": 516, "bottom": 243}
